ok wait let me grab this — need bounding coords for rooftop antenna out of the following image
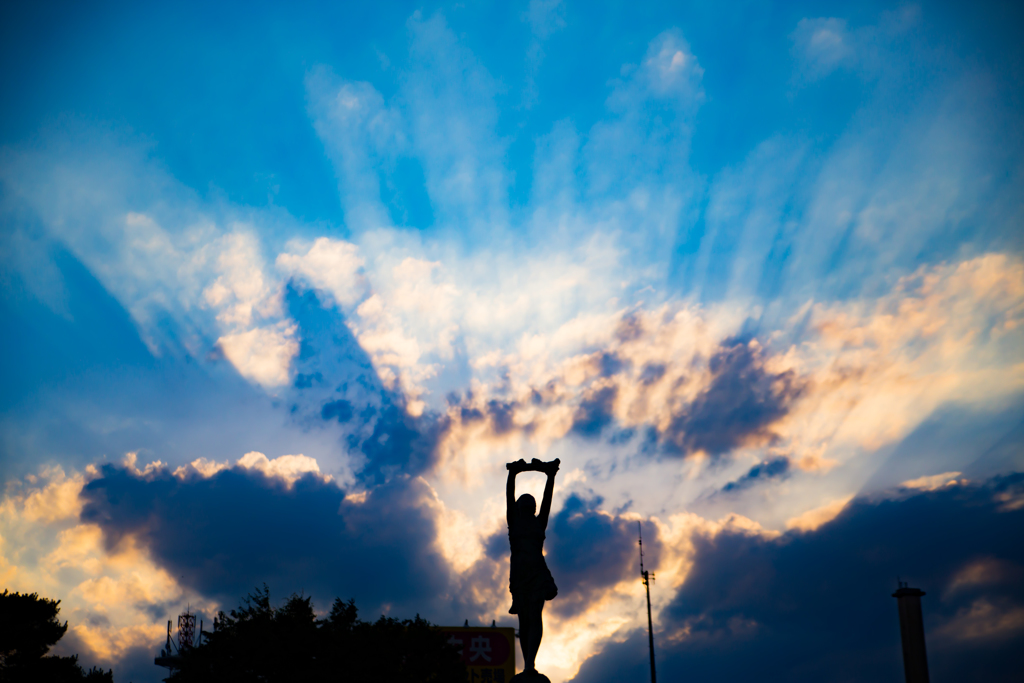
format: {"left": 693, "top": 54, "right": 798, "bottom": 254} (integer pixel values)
{"left": 639, "top": 522, "right": 657, "bottom": 683}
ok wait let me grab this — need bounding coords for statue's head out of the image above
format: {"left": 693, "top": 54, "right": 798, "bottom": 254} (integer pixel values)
{"left": 517, "top": 493, "right": 537, "bottom": 518}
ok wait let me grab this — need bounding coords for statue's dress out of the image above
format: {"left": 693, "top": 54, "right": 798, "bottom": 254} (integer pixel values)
{"left": 508, "top": 513, "right": 558, "bottom": 614}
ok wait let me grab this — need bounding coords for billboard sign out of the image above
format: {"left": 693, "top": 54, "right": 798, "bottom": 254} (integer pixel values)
{"left": 439, "top": 626, "right": 516, "bottom": 682}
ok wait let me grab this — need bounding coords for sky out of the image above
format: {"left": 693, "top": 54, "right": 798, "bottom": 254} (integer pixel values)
{"left": 1, "top": 1, "right": 1023, "bottom": 681}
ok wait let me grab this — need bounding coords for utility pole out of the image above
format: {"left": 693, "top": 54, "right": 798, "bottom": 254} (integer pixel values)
{"left": 639, "top": 522, "right": 656, "bottom": 683}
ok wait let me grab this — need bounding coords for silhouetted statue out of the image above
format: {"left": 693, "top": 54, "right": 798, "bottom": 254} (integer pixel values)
{"left": 506, "top": 457, "right": 560, "bottom": 682}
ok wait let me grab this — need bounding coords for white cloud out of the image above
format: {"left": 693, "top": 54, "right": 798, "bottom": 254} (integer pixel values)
{"left": 900, "top": 471, "right": 963, "bottom": 491}
{"left": 0, "top": 140, "right": 306, "bottom": 386}
{"left": 217, "top": 322, "right": 299, "bottom": 388}
{"left": 641, "top": 31, "right": 705, "bottom": 101}
{"left": 785, "top": 494, "right": 854, "bottom": 531}
{"left": 791, "top": 17, "right": 854, "bottom": 80}
{"left": 403, "top": 12, "right": 510, "bottom": 232}
{"left": 277, "top": 236, "right": 368, "bottom": 308}
{"left": 203, "top": 231, "right": 279, "bottom": 329}
{"left": 305, "top": 69, "right": 404, "bottom": 232}
{"left": 236, "top": 451, "right": 329, "bottom": 485}
{"left": 789, "top": 9, "right": 921, "bottom": 84}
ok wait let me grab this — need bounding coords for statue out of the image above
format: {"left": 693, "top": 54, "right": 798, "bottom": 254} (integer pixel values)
{"left": 506, "top": 457, "right": 560, "bottom": 682}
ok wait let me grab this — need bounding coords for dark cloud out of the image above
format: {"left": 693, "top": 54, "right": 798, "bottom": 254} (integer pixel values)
{"left": 572, "top": 473, "right": 1024, "bottom": 683}
{"left": 483, "top": 527, "right": 507, "bottom": 563}
{"left": 440, "top": 337, "right": 802, "bottom": 464}
{"left": 355, "top": 402, "right": 450, "bottom": 485}
{"left": 546, "top": 495, "right": 661, "bottom": 618}
{"left": 661, "top": 339, "right": 802, "bottom": 456}
{"left": 321, "top": 399, "right": 353, "bottom": 423}
{"left": 720, "top": 456, "right": 791, "bottom": 493}
{"left": 286, "top": 286, "right": 381, "bottom": 395}
{"left": 615, "top": 312, "right": 644, "bottom": 342}
{"left": 444, "top": 391, "right": 532, "bottom": 441}
{"left": 486, "top": 399, "right": 516, "bottom": 434}
{"left": 572, "top": 386, "right": 618, "bottom": 438}
{"left": 285, "top": 286, "right": 450, "bottom": 484}
{"left": 438, "top": 336, "right": 803, "bottom": 464}
{"left": 596, "top": 352, "right": 627, "bottom": 378}
{"left": 79, "top": 463, "right": 454, "bottom": 619}
{"left": 459, "top": 405, "right": 484, "bottom": 422}
{"left": 638, "top": 362, "right": 666, "bottom": 385}
{"left": 293, "top": 371, "right": 323, "bottom": 389}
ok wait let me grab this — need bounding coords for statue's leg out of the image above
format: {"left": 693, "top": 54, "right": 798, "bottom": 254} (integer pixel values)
{"left": 533, "top": 599, "right": 545, "bottom": 664}
{"left": 518, "top": 609, "right": 532, "bottom": 672}
{"left": 521, "top": 599, "right": 544, "bottom": 673}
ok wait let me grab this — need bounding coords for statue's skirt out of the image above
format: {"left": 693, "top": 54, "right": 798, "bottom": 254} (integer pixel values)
{"left": 509, "top": 556, "right": 558, "bottom": 614}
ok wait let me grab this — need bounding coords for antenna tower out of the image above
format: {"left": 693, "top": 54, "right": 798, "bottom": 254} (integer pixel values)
{"left": 639, "top": 522, "right": 657, "bottom": 683}
{"left": 155, "top": 605, "right": 203, "bottom": 673}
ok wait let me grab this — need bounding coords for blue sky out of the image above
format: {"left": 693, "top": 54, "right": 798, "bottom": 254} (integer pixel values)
{"left": 1, "top": 2, "right": 1023, "bottom": 681}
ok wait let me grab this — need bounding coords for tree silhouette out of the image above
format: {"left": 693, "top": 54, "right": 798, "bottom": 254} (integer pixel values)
{"left": 0, "top": 590, "right": 114, "bottom": 682}
{"left": 168, "top": 586, "right": 466, "bottom": 683}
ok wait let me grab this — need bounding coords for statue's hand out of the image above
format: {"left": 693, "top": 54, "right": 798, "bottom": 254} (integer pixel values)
{"left": 548, "top": 458, "right": 560, "bottom": 475}
{"left": 506, "top": 459, "right": 529, "bottom": 472}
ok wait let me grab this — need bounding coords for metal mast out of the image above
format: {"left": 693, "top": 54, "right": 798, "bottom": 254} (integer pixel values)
{"left": 639, "top": 522, "right": 657, "bottom": 683}
{"left": 155, "top": 605, "right": 202, "bottom": 673}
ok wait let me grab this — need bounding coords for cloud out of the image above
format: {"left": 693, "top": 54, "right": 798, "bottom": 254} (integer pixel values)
{"left": 571, "top": 473, "right": 1024, "bottom": 682}
{"left": 637, "top": 31, "right": 705, "bottom": 102}
{"left": 790, "top": 18, "right": 854, "bottom": 80}
{"left": 216, "top": 322, "right": 298, "bottom": 388}
{"left": 661, "top": 339, "right": 802, "bottom": 456}
{"left": 355, "top": 401, "right": 451, "bottom": 486}
{"left": 0, "top": 136, "right": 303, "bottom": 387}
{"left": 304, "top": 69, "right": 405, "bottom": 232}
{"left": 781, "top": 254, "right": 1024, "bottom": 459}
{"left": 790, "top": 9, "right": 921, "bottom": 83}
{"left": 403, "top": 12, "right": 509, "bottom": 232}
{"left": 78, "top": 460, "right": 456, "bottom": 619}
{"left": 443, "top": 318, "right": 806, "bottom": 468}
{"left": 434, "top": 251, "right": 1023, "bottom": 497}
{"left": 235, "top": 451, "right": 328, "bottom": 486}
{"left": 900, "top": 471, "right": 963, "bottom": 492}
{"left": 545, "top": 495, "right": 660, "bottom": 618}
{"left": 784, "top": 494, "right": 854, "bottom": 532}
{"left": 571, "top": 386, "right": 618, "bottom": 438}
{"left": 720, "top": 456, "right": 791, "bottom": 494}
{"left": 276, "top": 237, "right": 368, "bottom": 309}
{"left": 584, "top": 28, "right": 704, "bottom": 226}
{"left": 0, "top": 466, "right": 201, "bottom": 677}
{"left": 6, "top": 466, "right": 86, "bottom": 523}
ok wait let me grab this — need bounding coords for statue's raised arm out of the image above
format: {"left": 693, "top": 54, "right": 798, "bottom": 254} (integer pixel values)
{"left": 536, "top": 458, "right": 559, "bottom": 528}
{"left": 506, "top": 459, "right": 527, "bottom": 526}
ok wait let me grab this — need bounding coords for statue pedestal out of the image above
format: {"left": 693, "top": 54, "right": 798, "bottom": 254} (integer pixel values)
{"left": 510, "top": 672, "right": 550, "bottom": 683}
